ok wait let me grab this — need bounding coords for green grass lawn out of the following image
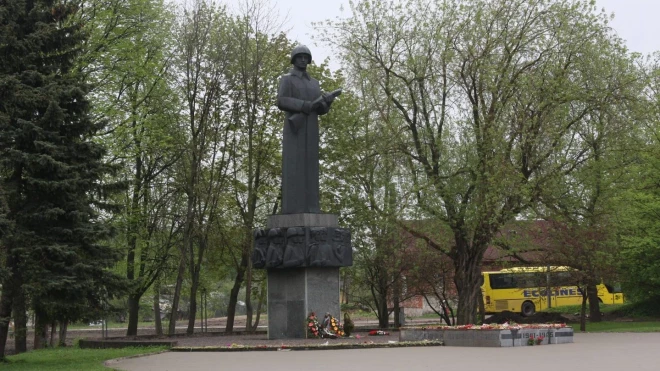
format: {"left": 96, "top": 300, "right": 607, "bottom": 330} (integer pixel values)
{"left": 543, "top": 303, "right": 626, "bottom": 314}
{"left": 2, "top": 346, "right": 167, "bottom": 371}
{"left": 540, "top": 302, "right": 660, "bottom": 332}
{"left": 581, "top": 321, "right": 660, "bottom": 332}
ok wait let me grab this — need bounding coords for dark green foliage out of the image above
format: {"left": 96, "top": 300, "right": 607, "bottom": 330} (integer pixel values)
{"left": 618, "top": 146, "right": 660, "bottom": 303}
{"left": 608, "top": 299, "right": 660, "bottom": 318}
{"left": 0, "top": 0, "right": 125, "bottom": 329}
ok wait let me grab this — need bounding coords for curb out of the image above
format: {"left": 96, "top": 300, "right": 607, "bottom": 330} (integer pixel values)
{"left": 79, "top": 339, "right": 178, "bottom": 349}
{"left": 170, "top": 340, "right": 444, "bottom": 352}
{"left": 103, "top": 349, "right": 171, "bottom": 368}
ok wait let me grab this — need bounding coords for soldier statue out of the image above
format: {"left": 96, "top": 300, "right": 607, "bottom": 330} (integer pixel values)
{"left": 277, "top": 45, "right": 341, "bottom": 214}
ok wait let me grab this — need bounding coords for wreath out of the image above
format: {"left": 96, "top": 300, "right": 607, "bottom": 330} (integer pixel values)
{"left": 307, "top": 312, "right": 345, "bottom": 338}
{"left": 307, "top": 312, "right": 321, "bottom": 338}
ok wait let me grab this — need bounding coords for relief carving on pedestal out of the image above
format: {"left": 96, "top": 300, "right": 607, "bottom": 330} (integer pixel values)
{"left": 282, "top": 226, "right": 306, "bottom": 268}
{"left": 265, "top": 228, "right": 285, "bottom": 268}
{"left": 252, "top": 229, "right": 268, "bottom": 268}
{"left": 309, "top": 227, "right": 343, "bottom": 267}
{"left": 253, "top": 226, "right": 353, "bottom": 269}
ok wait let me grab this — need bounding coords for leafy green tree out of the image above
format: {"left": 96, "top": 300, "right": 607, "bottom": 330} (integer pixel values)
{"left": 319, "top": 66, "right": 414, "bottom": 327}
{"left": 169, "top": 0, "right": 236, "bottom": 335}
{"left": 79, "top": 0, "right": 183, "bottom": 337}
{"left": 222, "top": 0, "right": 291, "bottom": 332}
{"left": 531, "top": 36, "right": 642, "bottom": 324}
{"left": 325, "top": 0, "right": 637, "bottom": 324}
{"left": 0, "top": 0, "right": 125, "bottom": 357}
{"left": 618, "top": 52, "right": 660, "bottom": 303}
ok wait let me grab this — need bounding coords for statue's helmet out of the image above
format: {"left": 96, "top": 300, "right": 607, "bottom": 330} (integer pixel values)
{"left": 290, "top": 45, "right": 312, "bottom": 64}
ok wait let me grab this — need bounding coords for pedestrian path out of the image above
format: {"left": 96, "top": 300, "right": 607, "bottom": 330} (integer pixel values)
{"left": 109, "top": 332, "right": 660, "bottom": 371}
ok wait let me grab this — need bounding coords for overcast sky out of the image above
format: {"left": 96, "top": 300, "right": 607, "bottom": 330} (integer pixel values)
{"left": 223, "top": 0, "right": 660, "bottom": 67}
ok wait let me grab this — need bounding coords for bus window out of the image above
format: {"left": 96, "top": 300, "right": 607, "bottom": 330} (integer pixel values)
{"left": 604, "top": 283, "right": 623, "bottom": 293}
{"left": 489, "top": 274, "right": 516, "bottom": 289}
{"left": 490, "top": 273, "right": 548, "bottom": 289}
{"left": 516, "top": 273, "right": 544, "bottom": 289}
{"left": 550, "top": 271, "right": 575, "bottom": 286}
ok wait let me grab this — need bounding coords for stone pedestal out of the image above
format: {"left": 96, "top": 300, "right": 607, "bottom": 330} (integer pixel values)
{"left": 266, "top": 267, "right": 340, "bottom": 339}
{"left": 267, "top": 213, "right": 338, "bottom": 228}
{"left": 255, "top": 213, "right": 350, "bottom": 339}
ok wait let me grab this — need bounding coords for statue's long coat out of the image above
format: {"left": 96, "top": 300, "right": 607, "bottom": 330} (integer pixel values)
{"left": 277, "top": 68, "right": 330, "bottom": 214}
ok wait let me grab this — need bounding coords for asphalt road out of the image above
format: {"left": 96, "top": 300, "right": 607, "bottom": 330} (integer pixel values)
{"left": 109, "top": 332, "right": 660, "bottom": 371}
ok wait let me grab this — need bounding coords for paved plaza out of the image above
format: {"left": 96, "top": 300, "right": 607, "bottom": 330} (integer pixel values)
{"left": 110, "top": 332, "right": 660, "bottom": 371}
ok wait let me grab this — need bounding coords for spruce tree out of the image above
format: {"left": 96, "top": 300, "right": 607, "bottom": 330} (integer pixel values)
{"left": 0, "top": 0, "right": 125, "bottom": 357}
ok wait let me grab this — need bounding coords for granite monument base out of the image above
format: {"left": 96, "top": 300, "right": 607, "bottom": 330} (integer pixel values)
{"left": 399, "top": 327, "right": 574, "bottom": 347}
{"left": 267, "top": 267, "right": 340, "bottom": 339}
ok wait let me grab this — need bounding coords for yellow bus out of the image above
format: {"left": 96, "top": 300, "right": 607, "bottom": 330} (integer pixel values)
{"left": 481, "top": 266, "right": 624, "bottom": 316}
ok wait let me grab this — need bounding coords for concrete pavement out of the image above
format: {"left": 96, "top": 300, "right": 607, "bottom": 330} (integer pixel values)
{"left": 109, "top": 332, "right": 660, "bottom": 371}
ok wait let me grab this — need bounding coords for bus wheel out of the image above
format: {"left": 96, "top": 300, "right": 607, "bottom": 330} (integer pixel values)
{"left": 521, "top": 301, "right": 536, "bottom": 317}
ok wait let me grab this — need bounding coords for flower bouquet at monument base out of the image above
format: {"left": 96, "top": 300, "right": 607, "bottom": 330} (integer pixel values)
{"left": 307, "top": 312, "right": 345, "bottom": 338}
{"left": 307, "top": 312, "right": 322, "bottom": 338}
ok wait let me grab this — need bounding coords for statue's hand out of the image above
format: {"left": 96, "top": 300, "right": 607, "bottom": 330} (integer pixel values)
{"left": 316, "top": 100, "right": 328, "bottom": 113}
{"left": 322, "top": 92, "right": 336, "bottom": 104}
{"left": 302, "top": 101, "right": 313, "bottom": 114}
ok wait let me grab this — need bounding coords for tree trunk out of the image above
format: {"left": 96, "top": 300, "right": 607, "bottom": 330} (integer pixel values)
{"left": 245, "top": 247, "right": 254, "bottom": 332}
{"left": 392, "top": 282, "right": 401, "bottom": 328}
{"left": 453, "top": 270, "right": 481, "bottom": 324}
{"left": 12, "top": 287, "right": 27, "bottom": 354}
{"left": 452, "top": 240, "right": 484, "bottom": 325}
{"left": 58, "top": 320, "right": 68, "bottom": 347}
{"left": 341, "top": 272, "right": 350, "bottom": 304}
{"left": 153, "top": 288, "right": 163, "bottom": 336}
{"left": 182, "top": 194, "right": 196, "bottom": 335}
{"left": 49, "top": 322, "right": 56, "bottom": 347}
{"left": 375, "top": 282, "right": 389, "bottom": 329}
{"left": 126, "top": 293, "right": 141, "bottom": 336}
{"left": 33, "top": 312, "right": 48, "bottom": 350}
{"left": 168, "top": 256, "right": 186, "bottom": 335}
{"left": 587, "top": 282, "right": 602, "bottom": 322}
{"left": 393, "top": 301, "right": 401, "bottom": 328}
{"left": 580, "top": 289, "right": 587, "bottom": 332}
{"left": 0, "top": 273, "right": 14, "bottom": 360}
{"left": 185, "top": 232, "right": 211, "bottom": 335}
{"left": 478, "top": 293, "right": 486, "bottom": 325}
{"left": 186, "top": 280, "right": 199, "bottom": 335}
{"left": 225, "top": 254, "right": 248, "bottom": 333}
{"left": 370, "top": 265, "right": 390, "bottom": 329}
{"left": 125, "top": 162, "right": 141, "bottom": 336}
{"left": 377, "top": 299, "right": 388, "bottom": 328}
{"left": 251, "top": 282, "right": 266, "bottom": 332}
